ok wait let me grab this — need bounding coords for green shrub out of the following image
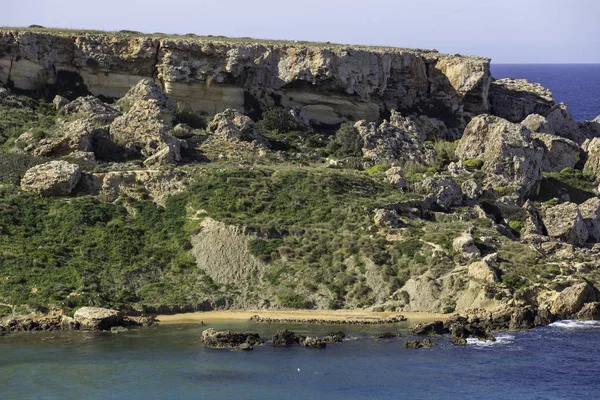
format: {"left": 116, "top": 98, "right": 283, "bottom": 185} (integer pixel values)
{"left": 508, "top": 220, "right": 524, "bottom": 233}
{"left": 248, "top": 238, "right": 284, "bottom": 258}
{"left": 326, "top": 124, "right": 363, "bottom": 158}
{"left": 277, "top": 291, "right": 311, "bottom": 309}
{"left": 462, "top": 158, "right": 484, "bottom": 171}
{"left": 175, "top": 103, "right": 206, "bottom": 129}
{"left": 0, "top": 153, "right": 47, "bottom": 184}
{"left": 257, "top": 107, "right": 302, "bottom": 134}
{"left": 364, "top": 163, "right": 389, "bottom": 175}
{"left": 493, "top": 185, "right": 515, "bottom": 197}
{"left": 431, "top": 140, "right": 458, "bottom": 168}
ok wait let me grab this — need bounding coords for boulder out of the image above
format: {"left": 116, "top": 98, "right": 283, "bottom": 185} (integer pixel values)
{"left": 549, "top": 282, "right": 596, "bottom": 318}
{"left": 0, "top": 86, "right": 9, "bottom": 100}
{"left": 73, "top": 307, "right": 123, "bottom": 331}
{"left": 453, "top": 233, "right": 481, "bottom": 259}
{"left": 405, "top": 338, "right": 434, "bottom": 349}
{"left": 543, "top": 202, "right": 589, "bottom": 246}
{"left": 52, "top": 95, "right": 69, "bottom": 111}
{"left": 580, "top": 116, "right": 600, "bottom": 140}
{"left": 417, "top": 175, "right": 463, "bottom": 209}
{"left": 375, "top": 332, "right": 398, "bottom": 339}
{"left": 323, "top": 331, "right": 346, "bottom": 344}
{"left": 467, "top": 254, "right": 500, "bottom": 283}
{"left": 207, "top": 109, "right": 268, "bottom": 146}
{"left": 385, "top": 166, "right": 408, "bottom": 190}
{"left": 577, "top": 302, "right": 600, "bottom": 320}
{"left": 299, "top": 336, "right": 326, "bottom": 348}
{"left": 20, "top": 161, "right": 82, "bottom": 196}
{"left": 33, "top": 120, "right": 100, "bottom": 158}
{"left": 61, "top": 96, "right": 121, "bottom": 125}
{"left": 201, "top": 328, "right": 262, "bottom": 349}
{"left": 579, "top": 197, "right": 600, "bottom": 242}
{"left": 110, "top": 80, "right": 183, "bottom": 165}
{"left": 521, "top": 200, "right": 547, "bottom": 241}
{"left": 531, "top": 132, "right": 581, "bottom": 173}
{"left": 374, "top": 209, "right": 400, "bottom": 228}
{"left": 544, "top": 103, "right": 586, "bottom": 143}
{"left": 409, "top": 321, "right": 446, "bottom": 335}
{"left": 583, "top": 138, "right": 600, "bottom": 178}
{"left": 461, "top": 179, "right": 483, "bottom": 200}
{"left": 489, "top": 78, "right": 554, "bottom": 123}
{"left": 521, "top": 114, "right": 555, "bottom": 135}
{"left": 272, "top": 329, "right": 298, "bottom": 347}
{"left": 355, "top": 110, "right": 435, "bottom": 165}
{"left": 456, "top": 115, "right": 543, "bottom": 200}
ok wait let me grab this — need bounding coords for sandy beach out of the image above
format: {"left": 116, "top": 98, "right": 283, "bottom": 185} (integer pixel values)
{"left": 156, "top": 309, "right": 449, "bottom": 325}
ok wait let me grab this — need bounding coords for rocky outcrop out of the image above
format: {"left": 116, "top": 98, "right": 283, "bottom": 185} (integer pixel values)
{"left": 299, "top": 336, "right": 327, "bottom": 348}
{"left": 385, "top": 166, "right": 408, "bottom": 190}
{"left": 452, "top": 233, "right": 480, "bottom": 259}
{"left": 489, "top": 78, "right": 554, "bottom": 123}
{"left": 206, "top": 108, "right": 268, "bottom": 146}
{"left": 548, "top": 282, "right": 596, "bottom": 318}
{"left": 543, "top": 103, "right": 586, "bottom": 143}
{"left": 530, "top": 132, "right": 581, "bottom": 173}
{"left": 33, "top": 120, "right": 100, "bottom": 157}
{"left": 109, "top": 79, "right": 183, "bottom": 165}
{"left": 201, "top": 328, "right": 262, "bottom": 349}
{"left": 272, "top": 329, "right": 299, "bottom": 347}
{"left": 467, "top": 254, "right": 500, "bottom": 283}
{"left": 417, "top": 176, "right": 462, "bottom": 209}
{"left": 522, "top": 114, "right": 555, "bottom": 135}
{"left": 543, "top": 202, "right": 589, "bottom": 246}
{"left": 61, "top": 96, "right": 121, "bottom": 125}
{"left": 456, "top": 115, "right": 543, "bottom": 200}
{"left": 577, "top": 302, "right": 600, "bottom": 320}
{"left": 409, "top": 321, "right": 446, "bottom": 335}
{"left": 522, "top": 200, "right": 547, "bottom": 240}
{"left": 355, "top": 111, "right": 436, "bottom": 164}
{"left": 583, "top": 138, "right": 600, "bottom": 178}
{"left": 73, "top": 307, "right": 123, "bottom": 331}
{"left": 374, "top": 209, "right": 400, "bottom": 228}
{"left": 20, "top": 160, "right": 82, "bottom": 196}
{"left": 579, "top": 197, "right": 600, "bottom": 242}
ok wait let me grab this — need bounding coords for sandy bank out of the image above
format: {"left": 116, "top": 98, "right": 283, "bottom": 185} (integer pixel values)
{"left": 156, "top": 310, "right": 448, "bottom": 325}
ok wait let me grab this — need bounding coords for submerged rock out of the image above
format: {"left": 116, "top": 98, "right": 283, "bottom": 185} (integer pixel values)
{"left": 272, "top": 329, "right": 298, "bottom": 347}
{"left": 409, "top": 321, "right": 446, "bottom": 336}
{"left": 201, "top": 328, "right": 262, "bottom": 349}
{"left": 299, "top": 336, "right": 327, "bottom": 348}
{"left": 405, "top": 338, "right": 434, "bottom": 349}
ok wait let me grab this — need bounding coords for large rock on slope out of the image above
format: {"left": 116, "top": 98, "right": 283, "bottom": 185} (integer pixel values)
{"left": 206, "top": 109, "right": 268, "bottom": 146}
{"left": 583, "top": 138, "right": 600, "bottom": 178}
{"left": 543, "top": 202, "right": 589, "bottom": 246}
{"left": 543, "top": 103, "right": 586, "bottom": 143}
{"left": 456, "top": 115, "right": 543, "bottom": 200}
{"left": 0, "top": 30, "right": 492, "bottom": 126}
{"left": 110, "top": 79, "right": 183, "bottom": 165}
{"left": 20, "top": 160, "right": 81, "bottom": 196}
{"left": 522, "top": 114, "right": 555, "bottom": 135}
{"left": 417, "top": 176, "right": 462, "bottom": 209}
{"left": 548, "top": 282, "right": 596, "bottom": 318}
{"left": 73, "top": 307, "right": 123, "bottom": 331}
{"left": 33, "top": 120, "right": 100, "bottom": 158}
{"left": 60, "top": 96, "right": 121, "bottom": 125}
{"left": 530, "top": 132, "right": 580, "bottom": 173}
{"left": 579, "top": 197, "right": 600, "bottom": 242}
{"left": 489, "top": 78, "right": 554, "bottom": 123}
{"left": 356, "top": 111, "right": 435, "bottom": 165}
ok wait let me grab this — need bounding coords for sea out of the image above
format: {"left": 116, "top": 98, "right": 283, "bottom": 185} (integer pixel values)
{"left": 2, "top": 64, "right": 600, "bottom": 400}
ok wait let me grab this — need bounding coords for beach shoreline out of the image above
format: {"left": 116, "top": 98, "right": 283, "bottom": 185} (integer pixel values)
{"left": 156, "top": 310, "right": 449, "bottom": 325}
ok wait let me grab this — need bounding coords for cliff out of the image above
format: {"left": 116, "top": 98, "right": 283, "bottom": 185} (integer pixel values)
{"left": 0, "top": 28, "right": 491, "bottom": 126}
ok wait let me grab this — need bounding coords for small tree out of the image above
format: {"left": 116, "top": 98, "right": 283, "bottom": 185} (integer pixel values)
{"left": 327, "top": 123, "right": 363, "bottom": 157}
{"left": 257, "top": 107, "right": 302, "bottom": 134}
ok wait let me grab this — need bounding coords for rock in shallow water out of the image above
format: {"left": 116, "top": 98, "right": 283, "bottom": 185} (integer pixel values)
{"left": 201, "top": 328, "right": 262, "bottom": 349}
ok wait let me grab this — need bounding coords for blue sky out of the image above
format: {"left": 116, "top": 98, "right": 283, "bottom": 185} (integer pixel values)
{"left": 4, "top": 0, "right": 599, "bottom": 63}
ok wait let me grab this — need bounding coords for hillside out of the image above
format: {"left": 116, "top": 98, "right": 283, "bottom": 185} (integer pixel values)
{"left": 1, "top": 29, "right": 600, "bottom": 330}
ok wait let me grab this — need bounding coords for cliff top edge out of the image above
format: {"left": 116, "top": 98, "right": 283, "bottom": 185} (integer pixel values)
{"left": 0, "top": 26, "right": 489, "bottom": 60}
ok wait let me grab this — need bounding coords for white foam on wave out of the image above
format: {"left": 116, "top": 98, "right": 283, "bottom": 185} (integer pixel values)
{"left": 549, "top": 320, "right": 600, "bottom": 330}
{"left": 466, "top": 333, "right": 515, "bottom": 347}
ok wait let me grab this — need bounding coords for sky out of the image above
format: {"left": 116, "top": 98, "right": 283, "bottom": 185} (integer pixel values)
{"left": 3, "top": 0, "right": 599, "bottom": 63}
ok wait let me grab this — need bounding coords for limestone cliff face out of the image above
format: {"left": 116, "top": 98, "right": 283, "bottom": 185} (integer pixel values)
{"left": 0, "top": 30, "right": 491, "bottom": 126}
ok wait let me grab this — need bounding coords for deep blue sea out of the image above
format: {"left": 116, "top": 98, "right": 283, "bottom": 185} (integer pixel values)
{"left": 491, "top": 64, "right": 600, "bottom": 122}
{"left": 1, "top": 320, "right": 600, "bottom": 400}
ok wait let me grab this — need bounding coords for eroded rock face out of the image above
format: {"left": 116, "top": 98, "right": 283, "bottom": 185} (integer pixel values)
{"left": 20, "top": 160, "right": 81, "bottom": 196}
{"left": 418, "top": 175, "right": 463, "bottom": 209}
{"left": 579, "top": 197, "right": 600, "bottom": 242}
{"left": 583, "top": 138, "right": 600, "bottom": 178}
{"left": 33, "top": 120, "right": 100, "bottom": 158}
{"left": 73, "top": 307, "right": 123, "bottom": 331}
{"left": 531, "top": 132, "right": 581, "bottom": 173}
{"left": 522, "top": 114, "right": 555, "bottom": 135}
{"left": 453, "top": 233, "right": 480, "bottom": 260}
{"left": 0, "top": 30, "right": 491, "bottom": 126}
{"left": 385, "top": 167, "right": 408, "bottom": 190}
{"left": 489, "top": 78, "right": 554, "bottom": 123}
{"left": 456, "top": 115, "right": 543, "bottom": 200}
{"left": 97, "top": 169, "right": 186, "bottom": 206}
{"left": 374, "top": 209, "right": 400, "bottom": 228}
{"left": 543, "top": 202, "right": 589, "bottom": 246}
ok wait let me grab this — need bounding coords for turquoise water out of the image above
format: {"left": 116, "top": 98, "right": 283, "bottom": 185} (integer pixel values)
{"left": 2, "top": 320, "right": 600, "bottom": 399}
